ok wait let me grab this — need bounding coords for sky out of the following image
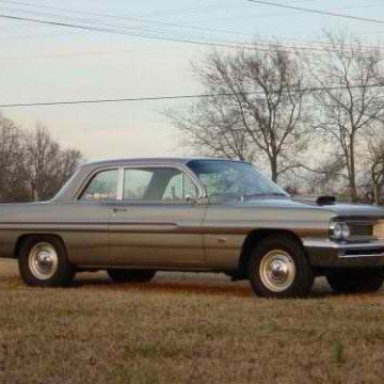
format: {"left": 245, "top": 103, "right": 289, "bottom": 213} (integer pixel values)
{"left": 1, "top": 0, "right": 384, "bottom": 161}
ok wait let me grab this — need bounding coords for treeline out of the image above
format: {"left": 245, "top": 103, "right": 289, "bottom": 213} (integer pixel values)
{"left": 0, "top": 113, "right": 82, "bottom": 202}
{"left": 168, "top": 32, "right": 384, "bottom": 203}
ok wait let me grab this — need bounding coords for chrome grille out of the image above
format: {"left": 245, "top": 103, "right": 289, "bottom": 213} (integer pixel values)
{"left": 350, "top": 223, "right": 373, "bottom": 237}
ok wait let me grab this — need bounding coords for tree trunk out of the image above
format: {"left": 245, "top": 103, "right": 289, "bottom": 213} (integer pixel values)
{"left": 349, "top": 138, "right": 358, "bottom": 202}
{"left": 373, "top": 181, "right": 380, "bottom": 205}
{"left": 270, "top": 156, "right": 278, "bottom": 182}
{"left": 32, "top": 187, "right": 39, "bottom": 202}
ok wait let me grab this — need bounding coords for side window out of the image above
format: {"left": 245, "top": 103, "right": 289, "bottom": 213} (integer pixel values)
{"left": 162, "top": 173, "right": 197, "bottom": 201}
{"left": 123, "top": 167, "right": 197, "bottom": 202}
{"left": 80, "top": 169, "right": 118, "bottom": 201}
{"left": 123, "top": 169, "right": 154, "bottom": 200}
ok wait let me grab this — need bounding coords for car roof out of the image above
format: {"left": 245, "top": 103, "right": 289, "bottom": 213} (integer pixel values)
{"left": 81, "top": 157, "right": 248, "bottom": 168}
{"left": 53, "top": 157, "right": 251, "bottom": 202}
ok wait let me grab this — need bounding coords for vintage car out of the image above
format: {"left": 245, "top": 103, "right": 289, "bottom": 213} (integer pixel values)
{"left": 1, "top": 157, "right": 384, "bottom": 298}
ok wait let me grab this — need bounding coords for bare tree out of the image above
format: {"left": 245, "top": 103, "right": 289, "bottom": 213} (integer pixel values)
{"left": 310, "top": 33, "right": 384, "bottom": 201}
{"left": 168, "top": 44, "right": 309, "bottom": 181}
{"left": 171, "top": 101, "right": 255, "bottom": 162}
{"left": 362, "top": 129, "right": 384, "bottom": 204}
{"left": 304, "top": 154, "right": 349, "bottom": 196}
{"left": 0, "top": 113, "right": 82, "bottom": 202}
{"left": 0, "top": 113, "right": 28, "bottom": 202}
{"left": 57, "top": 148, "right": 83, "bottom": 187}
{"left": 21, "top": 125, "right": 83, "bottom": 201}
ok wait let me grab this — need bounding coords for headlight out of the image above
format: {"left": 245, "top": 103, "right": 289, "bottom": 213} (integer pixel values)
{"left": 329, "top": 222, "right": 350, "bottom": 241}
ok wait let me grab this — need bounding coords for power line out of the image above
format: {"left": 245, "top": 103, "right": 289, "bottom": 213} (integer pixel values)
{"left": 0, "top": 94, "right": 230, "bottom": 108}
{"left": 0, "top": 5, "right": 261, "bottom": 50}
{"left": 2, "top": 0, "right": 384, "bottom": 54}
{"left": 1, "top": 84, "right": 383, "bottom": 108}
{"left": 0, "top": 14, "right": 299, "bottom": 54}
{"left": 195, "top": 0, "right": 384, "bottom": 25}
{"left": 3, "top": 0, "right": 240, "bottom": 23}
{"left": 0, "top": 13, "right": 257, "bottom": 50}
{"left": 0, "top": 11, "right": 383, "bottom": 56}
{"left": 244, "top": 0, "right": 384, "bottom": 25}
{"left": 1, "top": 42, "right": 378, "bottom": 62}
{"left": 0, "top": 36, "right": 376, "bottom": 61}
{"left": 1, "top": 0, "right": 383, "bottom": 54}
{"left": 8, "top": 0, "right": 378, "bottom": 44}
{"left": 0, "top": 0, "right": 252, "bottom": 40}
{"left": 0, "top": 12, "right": 381, "bottom": 57}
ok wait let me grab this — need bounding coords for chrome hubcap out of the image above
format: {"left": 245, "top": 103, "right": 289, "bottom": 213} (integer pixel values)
{"left": 259, "top": 250, "right": 296, "bottom": 292}
{"left": 28, "top": 242, "right": 59, "bottom": 280}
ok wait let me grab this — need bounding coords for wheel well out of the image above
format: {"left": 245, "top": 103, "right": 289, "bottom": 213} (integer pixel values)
{"left": 237, "top": 229, "right": 306, "bottom": 276}
{"left": 13, "top": 234, "right": 65, "bottom": 258}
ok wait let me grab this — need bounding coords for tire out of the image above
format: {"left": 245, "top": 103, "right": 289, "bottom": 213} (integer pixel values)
{"left": 326, "top": 270, "right": 384, "bottom": 294}
{"left": 107, "top": 269, "right": 156, "bottom": 283}
{"left": 18, "top": 236, "right": 75, "bottom": 287}
{"left": 247, "top": 235, "right": 314, "bottom": 298}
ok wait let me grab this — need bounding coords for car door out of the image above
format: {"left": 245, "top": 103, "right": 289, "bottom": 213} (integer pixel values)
{"left": 66, "top": 167, "right": 120, "bottom": 266}
{"left": 109, "top": 165, "right": 207, "bottom": 268}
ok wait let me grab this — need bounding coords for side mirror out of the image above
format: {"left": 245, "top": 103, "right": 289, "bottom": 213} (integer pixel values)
{"left": 185, "top": 194, "right": 198, "bottom": 205}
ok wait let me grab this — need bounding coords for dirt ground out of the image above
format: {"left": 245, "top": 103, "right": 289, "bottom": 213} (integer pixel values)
{"left": 1, "top": 259, "right": 384, "bottom": 384}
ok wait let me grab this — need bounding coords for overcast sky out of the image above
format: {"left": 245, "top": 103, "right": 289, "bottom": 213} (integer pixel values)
{"left": 1, "top": 0, "right": 383, "bottom": 161}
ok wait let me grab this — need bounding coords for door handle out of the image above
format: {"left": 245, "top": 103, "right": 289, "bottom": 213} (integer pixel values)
{"left": 112, "top": 207, "right": 128, "bottom": 213}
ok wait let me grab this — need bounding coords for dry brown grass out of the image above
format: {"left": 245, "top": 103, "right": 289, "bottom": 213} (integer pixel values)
{"left": 1, "top": 259, "right": 384, "bottom": 384}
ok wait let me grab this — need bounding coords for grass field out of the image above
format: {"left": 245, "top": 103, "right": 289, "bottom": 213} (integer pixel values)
{"left": 1, "top": 260, "right": 384, "bottom": 384}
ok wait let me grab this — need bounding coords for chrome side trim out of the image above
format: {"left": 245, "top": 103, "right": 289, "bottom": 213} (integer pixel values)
{"left": 303, "top": 239, "right": 384, "bottom": 259}
{"left": 303, "top": 239, "right": 384, "bottom": 250}
{"left": 338, "top": 253, "right": 384, "bottom": 258}
{"left": 0, "top": 222, "right": 197, "bottom": 234}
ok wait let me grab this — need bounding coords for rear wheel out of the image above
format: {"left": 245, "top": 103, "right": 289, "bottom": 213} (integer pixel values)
{"left": 326, "top": 270, "right": 384, "bottom": 294}
{"left": 107, "top": 269, "right": 156, "bottom": 283}
{"left": 18, "top": 236, "right": 75, "bottom": 287}
{"left": 247, "top": 236, "right": 314, "bottom": 298}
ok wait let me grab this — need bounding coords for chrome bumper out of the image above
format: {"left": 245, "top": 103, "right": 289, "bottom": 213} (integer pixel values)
{"left": 303, "top": 239, "right": 384, "bottom": 268}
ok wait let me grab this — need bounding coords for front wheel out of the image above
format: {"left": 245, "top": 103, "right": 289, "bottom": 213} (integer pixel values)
{"left": 326, "top": 270, "right": 384, "bottom": 294}
{"left": 247, "top": 236, "right": 314, "bottom": 298}
{"left": 18, "top": 236, "right": 75, "bottom": 287}
{"left": 107, "top": 269, "right": 156, "bottom": 283}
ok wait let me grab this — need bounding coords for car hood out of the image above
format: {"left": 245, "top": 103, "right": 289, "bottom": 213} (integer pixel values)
{"left": 238, "top": 198, "right": 384, "bottom": 219}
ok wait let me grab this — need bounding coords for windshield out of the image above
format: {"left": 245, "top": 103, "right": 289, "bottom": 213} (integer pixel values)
{"left": 187, "top": 160, "right": 289, "bottom": 202}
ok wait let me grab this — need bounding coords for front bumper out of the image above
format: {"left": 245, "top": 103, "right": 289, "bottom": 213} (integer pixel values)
{"left": 304, "top": 239, "right": 384, "bottom": 268}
